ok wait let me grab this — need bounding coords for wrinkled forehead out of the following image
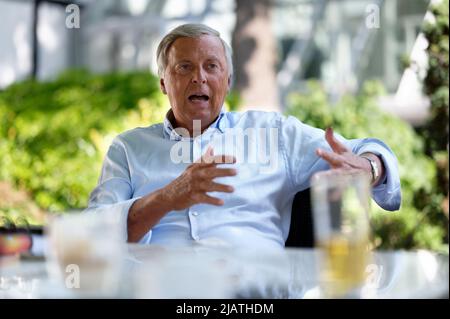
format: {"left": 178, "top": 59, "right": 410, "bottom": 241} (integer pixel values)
{"left": 167, "top": 35, "right": 227, "bottom": 63}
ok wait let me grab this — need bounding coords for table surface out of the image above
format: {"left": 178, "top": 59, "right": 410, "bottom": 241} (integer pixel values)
{"left": 0, "top": 244, "right": 448, "bottom": 299}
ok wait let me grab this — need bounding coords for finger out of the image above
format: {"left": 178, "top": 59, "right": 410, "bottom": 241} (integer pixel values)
{"left": 199, "top": 194, "right": 224, "bottom": 206}
{"left": 200, "top": 181, "right": 234, "bottom": 193}
{"left": 194, "top": 146, "right": 213, "bottom": 163}
{"left": 201, "top": 167, "right": 238, "bottom": 178}
{"left": 316, "top": 148, "right": 345, "bottom": 168}
{"left": 325, "top": 127, "right": 349, "bottom": 154}
{"left": 202, "top": 155, "right": 236, "bottom": 165}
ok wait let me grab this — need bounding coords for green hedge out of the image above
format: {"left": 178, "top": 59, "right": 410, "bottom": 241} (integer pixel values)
{"left": 286, "top": 81, "right": 447, "bottom": 252}
{"left": 420, "top": 0, "right": 449, "bottom": 232}
{"left": 0, "top": 70, "right": 167, "bottom": 219}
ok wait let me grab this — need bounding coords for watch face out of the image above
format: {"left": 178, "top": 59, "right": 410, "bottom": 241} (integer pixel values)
{"left": 361, "top": 156, "right": 377, "bottom": 182}
{"left": 370, "top": 160, "right": 379, "bottom": 181}
{"left": 371, "top": 159, "right": 379, "bottom": 178}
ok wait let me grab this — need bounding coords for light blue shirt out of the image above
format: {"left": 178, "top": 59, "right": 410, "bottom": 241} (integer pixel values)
{"left": 86, "top": 109, "right": 401, "bottom": 250}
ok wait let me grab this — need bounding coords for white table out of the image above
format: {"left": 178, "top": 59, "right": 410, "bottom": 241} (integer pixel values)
{"left": 0, "top": 244, "right": 448, "bottom": 299}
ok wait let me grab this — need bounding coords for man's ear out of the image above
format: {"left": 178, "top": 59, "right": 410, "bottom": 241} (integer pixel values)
{"left": 160, "top": 78, "right": 167, "bottom": 95}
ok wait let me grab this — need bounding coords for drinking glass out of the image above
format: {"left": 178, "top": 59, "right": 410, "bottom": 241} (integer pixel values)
{"left": 311, "top": 169, "right": 372, "bottom": 298}
{"left": 45, "top": 212, "right": 125, "bottom": 297}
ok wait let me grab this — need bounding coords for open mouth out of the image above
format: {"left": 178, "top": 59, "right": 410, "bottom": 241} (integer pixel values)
{"left": 188, "top": 94, "right": 210, "bottom": 102}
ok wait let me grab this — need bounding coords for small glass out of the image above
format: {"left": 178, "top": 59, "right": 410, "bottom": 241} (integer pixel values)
{"left": 311, "top": 169, "right": 372, "bottom": 298}
{"left": 45, "top": 212, "right": 125, "bottom": 297}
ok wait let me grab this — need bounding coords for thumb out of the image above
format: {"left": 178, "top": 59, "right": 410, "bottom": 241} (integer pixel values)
{"left": 206, "top": 145, "right": 214, "bottom": 157}
{"left": 195, "top": 145, "right": 214, "bottom": 163}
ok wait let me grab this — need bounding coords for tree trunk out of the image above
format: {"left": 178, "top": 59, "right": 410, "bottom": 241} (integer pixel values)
{"left": 232, "top": 0, "right": 279, "bottom": 111}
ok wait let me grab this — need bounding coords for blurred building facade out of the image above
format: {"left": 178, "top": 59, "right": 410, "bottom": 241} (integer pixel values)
{"left": 0, "top": 0, "right": 431, "bottom": 125}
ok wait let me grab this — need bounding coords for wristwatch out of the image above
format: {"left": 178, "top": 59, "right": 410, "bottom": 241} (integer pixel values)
{"left": 361, "top": 155, "right": 379, "bottom": 184}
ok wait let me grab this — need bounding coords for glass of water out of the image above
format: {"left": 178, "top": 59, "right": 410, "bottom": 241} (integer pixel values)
{"left": 311, "top": 169, "right": 372, "bottom": 298}
{"left": 45, "top": 212, "right": 125, "bottom": 297}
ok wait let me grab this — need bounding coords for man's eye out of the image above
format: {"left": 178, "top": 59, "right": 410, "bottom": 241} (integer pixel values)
{"left": 208, "top": 63, "right": 218, "bottom": 69}
{"left": 177, "top": 64, "right": 190, "bottom": 71}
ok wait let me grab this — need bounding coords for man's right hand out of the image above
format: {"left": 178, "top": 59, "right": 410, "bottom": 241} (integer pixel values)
{"left": 159, "top": 146, "right": 237, "bottom": 211}
{"left": 127, "top": 147, "right": 236, "bottom": 242}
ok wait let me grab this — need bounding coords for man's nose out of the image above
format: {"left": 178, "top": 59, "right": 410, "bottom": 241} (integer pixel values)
{"left": 192, "top": 68, "right": 207, "bottom": 84}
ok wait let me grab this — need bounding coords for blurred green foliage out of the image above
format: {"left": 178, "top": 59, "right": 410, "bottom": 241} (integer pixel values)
{"left": 0, "top": 70, "right": 167, "bottom": 220}
{"left": 420, "top": 0, "right": 448, "bottom": 225}
{"left": 286, "top": 81, "right": 447, "bottom": 252}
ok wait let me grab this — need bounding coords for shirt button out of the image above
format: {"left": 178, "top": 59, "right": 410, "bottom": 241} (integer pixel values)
{"left": 192, "top": 211, "right": 199, "bottom": 217}
{"left": 194, "top": 235, "right": 200, "bottom": 241}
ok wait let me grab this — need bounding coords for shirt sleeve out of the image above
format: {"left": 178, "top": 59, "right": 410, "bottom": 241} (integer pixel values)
{"left": 84, "top": 137, "right": 142, "bottom": 242}
{"left": 281, "top": 115, "right": 401, "bottom": 211}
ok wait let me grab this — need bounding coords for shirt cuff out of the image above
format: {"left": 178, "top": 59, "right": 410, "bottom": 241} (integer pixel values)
{"left": 84, "top": 197, "right": 142, "bottom": 242}
{"left": 355, "top": 140, "right": 402, "bottom": 211}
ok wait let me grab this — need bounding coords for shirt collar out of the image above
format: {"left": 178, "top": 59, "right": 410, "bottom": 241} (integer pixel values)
{"left": 163, "top": 107, "right": 227, "bottom": 140}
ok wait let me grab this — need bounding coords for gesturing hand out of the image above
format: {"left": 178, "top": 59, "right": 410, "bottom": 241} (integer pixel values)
{"left": 316, "top": 127, "right": 372, "bottom": 174}
{"left": 161, "top": 146, "right": 237, "bottom": 211}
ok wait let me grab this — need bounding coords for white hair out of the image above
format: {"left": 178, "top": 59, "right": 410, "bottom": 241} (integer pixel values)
{"left": 156, "top": 23, "right": 233, "bottom": 80}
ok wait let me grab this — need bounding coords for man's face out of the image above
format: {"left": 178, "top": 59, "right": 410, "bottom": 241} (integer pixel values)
{"left": 160, "top": 35, "right": 231, "bottom": 133}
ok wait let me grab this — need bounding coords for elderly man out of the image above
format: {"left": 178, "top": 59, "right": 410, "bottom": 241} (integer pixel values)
{"left": 86, "top": 24, "right": 401, "bottom": 249}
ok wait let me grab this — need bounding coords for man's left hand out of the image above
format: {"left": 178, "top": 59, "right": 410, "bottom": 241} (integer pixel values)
{"left": 315, "top": 127, "right": 376, "bottom": 183}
